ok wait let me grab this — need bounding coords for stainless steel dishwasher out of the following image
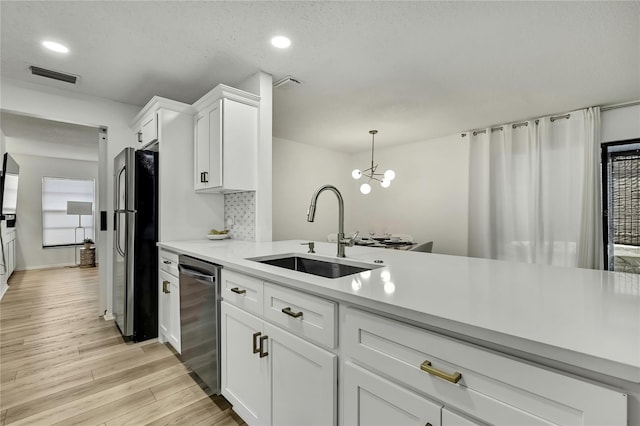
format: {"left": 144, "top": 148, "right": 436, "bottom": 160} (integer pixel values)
{"left": 178, "top": 255, "right": 221, "bottom": 395}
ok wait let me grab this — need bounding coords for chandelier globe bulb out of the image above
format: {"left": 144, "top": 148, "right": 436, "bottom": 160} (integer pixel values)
{"left": 360, "top": 182, "right": 372, "bottom": 195}
{"left": 384, "top": 169, "right": 396, "bottom": 181}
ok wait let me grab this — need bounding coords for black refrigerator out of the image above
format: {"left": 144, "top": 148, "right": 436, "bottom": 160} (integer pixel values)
{"left": 113, "top": 147, "right": 158, "bottom": 341}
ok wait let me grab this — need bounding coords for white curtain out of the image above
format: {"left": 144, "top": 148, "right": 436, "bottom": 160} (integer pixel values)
{"left": 468, "top": 107, "right": 602, "bottom": 269}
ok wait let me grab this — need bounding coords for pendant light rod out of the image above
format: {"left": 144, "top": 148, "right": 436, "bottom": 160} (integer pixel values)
{"left": 370, "top": 130, "right": 377, "bottom": 171}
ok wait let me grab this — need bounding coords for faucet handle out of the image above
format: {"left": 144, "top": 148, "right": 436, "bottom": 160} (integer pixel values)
{"left": 301, "top": 241, "right": 315, "bottom": 253}
{"left": 342, "top": 231, "right": 359, "bottom": 247}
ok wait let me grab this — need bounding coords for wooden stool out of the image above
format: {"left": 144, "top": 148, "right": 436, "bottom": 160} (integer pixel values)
{"left": 79, "top": 247, "right": 96, "bottom": 268}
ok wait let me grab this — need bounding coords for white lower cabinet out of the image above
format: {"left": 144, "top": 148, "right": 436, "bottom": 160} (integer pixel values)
{"left": 344, "top": 361, "right": 442, "bottom": 426}
{"left": 158, "top": 249, "right": 181, "bottom": 353}
{"left": 343, "top": 307, "right": 626, "bottom": 426}
{"left": 221, "top": 300, "right": 337, "bottom": 426}
{"left": 221, "top": 301, "right": 267, "bottom": 425}
{"left": 159, "top": 271, "right": 171, "bottom": 340}
{"left": 266, "top": 321, "right": 336, "bottom": 426}
{"left": 167, "top": 276, "right": 180, "bottom": 351}
{"left": 217, "top": 270, "right": 626, "bottom": 426}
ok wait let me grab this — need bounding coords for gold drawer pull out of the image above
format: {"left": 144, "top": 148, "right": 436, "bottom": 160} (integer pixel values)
{"left": 162, "top": 280, "right": 170, "bottom": 294}
{"left": 420, "top": 360, "right": 461, "bottom": 384}
{"left": 230, "top": 287, "right": 246, "bottom": 295}
{"left": 282, "top": 307, "right": 303, "bottom": 318}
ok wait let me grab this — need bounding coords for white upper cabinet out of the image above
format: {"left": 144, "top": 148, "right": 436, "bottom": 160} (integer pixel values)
{"left": 136, "top": 111, "right": 158, "bottom": 147}
{"left": 130, "top": 96, "right": 192, "bottom": 151}
{"left": 192, "top": 85, "right": 259, "bottom": 193}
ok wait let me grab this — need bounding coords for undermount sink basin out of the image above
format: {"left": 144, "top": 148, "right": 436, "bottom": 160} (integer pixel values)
{"left": 250, "top": 254, "right": 380, "bottom": 279}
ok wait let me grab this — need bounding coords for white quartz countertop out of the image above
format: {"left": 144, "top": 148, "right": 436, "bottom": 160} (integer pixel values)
{"left": 158, "top": 239, "right": 640, "bottom": 383}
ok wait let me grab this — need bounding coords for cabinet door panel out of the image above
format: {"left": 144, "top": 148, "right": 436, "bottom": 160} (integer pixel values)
{"left": 265, "top": 322, "right": 336, "bottom": 426}
{"left": 194, "top": 112, "right": 210, "bottom": 190}
{"left": 208, "top": 101, "right": 222, "bottom": 188}
{"left": 158, "top": 271, "right": 172, "bottom": 342}
{"left": 140, "top": 113, "right": 158, "bottom": 146}
{"left": 344, "top": 362, "right": 442, "bottom": 426}
{"left": 168, "top": 279, "right": 181, "bottom": 353}
{"left": 221, "top": 302, "right": 268, "bottom": 425}
{"left": 220, "top": 98, "right": 257, "bottom": 191}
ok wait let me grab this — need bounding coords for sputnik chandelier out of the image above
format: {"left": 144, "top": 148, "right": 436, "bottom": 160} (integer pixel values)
{"left": 351, "top": 130, "right": 396, "bottom": 194}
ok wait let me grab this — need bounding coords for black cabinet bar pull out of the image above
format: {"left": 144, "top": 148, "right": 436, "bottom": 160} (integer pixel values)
{"left": 282, "top": 307, "right": 303, "bottom": 318}
{"left": 259, "top": 335, "right": 269, "bottom": 358}
{"left": 252, "top": 332, "right": 261, "bottom": 354}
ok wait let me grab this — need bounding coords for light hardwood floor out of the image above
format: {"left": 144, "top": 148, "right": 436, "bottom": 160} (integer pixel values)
{"left": 0, "top": 267, "right": 245, "bottom": 425}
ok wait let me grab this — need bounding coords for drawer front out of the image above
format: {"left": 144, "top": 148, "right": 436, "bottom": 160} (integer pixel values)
{"left": 221, "top": 270, "right": 263, "bottom": 316}
{"left": 263, "top": 282, "right": 336, "bottom": 349}
{"left": 159, "top": 249, "right": 179, "bottom": 277}
{"left": 343, "top": 307, "right": 626, "bottom": 426}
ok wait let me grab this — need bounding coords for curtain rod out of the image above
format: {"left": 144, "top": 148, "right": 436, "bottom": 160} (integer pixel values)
{"left": 601, "top": 100, "right": 640, "bottom": 112}
{"left": 462, "top": 100, "right": 639, "bottom": 138}
{"left": 463, "top": 115, "right": 569, "bottom": 137}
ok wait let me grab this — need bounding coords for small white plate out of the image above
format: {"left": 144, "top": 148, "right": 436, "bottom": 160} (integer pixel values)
{"left": 206, "top": 234, "right": 230, "bottom": 240}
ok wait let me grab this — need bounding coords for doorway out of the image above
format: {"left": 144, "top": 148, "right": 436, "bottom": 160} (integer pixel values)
{"left": 0, "top": 110, "right": 105, "bottom": 298}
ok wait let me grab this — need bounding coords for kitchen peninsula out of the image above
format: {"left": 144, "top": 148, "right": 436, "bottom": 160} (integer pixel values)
{"left": 159, "top": 239, "right": 639, "bottom": 426}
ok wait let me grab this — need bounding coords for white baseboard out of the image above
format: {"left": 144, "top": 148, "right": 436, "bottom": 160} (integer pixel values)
{"left": 16, "top": 262, "right": 95, "bottom": 271}
{"left": 17, "top": 263, "right": 75, "bottom": 271}
{"left": 103, "top": 311, "right": 115, "bottom": 321}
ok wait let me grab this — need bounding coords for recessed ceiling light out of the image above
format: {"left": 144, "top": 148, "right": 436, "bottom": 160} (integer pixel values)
{"left": 271, "top": 36, "right": 291, "bottom": 49}
{"left": 42, "top": 40, "right": 69, "bottom": 53}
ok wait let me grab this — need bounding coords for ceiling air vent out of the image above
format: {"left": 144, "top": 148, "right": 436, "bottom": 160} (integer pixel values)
{"left": 29, "top": 65, "right": 78, "bottom": 84}
{"left": 273, "top": 75, "right": 301, "bottom": 89}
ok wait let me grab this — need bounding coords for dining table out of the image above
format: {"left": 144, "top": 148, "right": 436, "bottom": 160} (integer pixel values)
{"left": 354, "top": 236, "right": 416, "bottom": 250}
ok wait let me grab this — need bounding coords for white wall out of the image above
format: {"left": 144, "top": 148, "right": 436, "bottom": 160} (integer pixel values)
{"left": 273, "top": 137, "right": 355, "bottom": 242}
{"left": 1, "top": 78, "right": 141, "bottom": 317}
{"left": 273, "top": 134, "right": 469, "bottom": 255}
{"left": 10, "top": 153, "right": 98, "bottom": 270}
{"left": 601, "top": 104, "right": 640, "bottom": 143}
{"left": 349, "top": 134, "right": 470, "bottom": 256}
{"left": 236, "top": 72, "right": 273, "bottom": 242}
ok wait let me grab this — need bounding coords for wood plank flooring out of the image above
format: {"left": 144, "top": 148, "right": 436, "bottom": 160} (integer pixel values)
{"left": 0, "top": 267, "right": 245, "bottom": 425}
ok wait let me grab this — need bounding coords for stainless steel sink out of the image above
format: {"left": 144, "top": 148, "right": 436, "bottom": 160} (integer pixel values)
{"left": 250, "top": 254, "right": 380, "bottom": 279}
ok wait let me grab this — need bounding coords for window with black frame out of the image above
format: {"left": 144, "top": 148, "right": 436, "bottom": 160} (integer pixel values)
{"left": 602, "top": 139, "right": 640, "bottom": 273}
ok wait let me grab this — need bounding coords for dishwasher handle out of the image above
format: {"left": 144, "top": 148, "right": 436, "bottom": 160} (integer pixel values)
{"left": 178, "top": 265, "right": 216, "bottom": 283}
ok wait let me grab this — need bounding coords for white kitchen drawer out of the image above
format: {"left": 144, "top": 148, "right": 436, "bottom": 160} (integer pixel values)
{"left": 263, "top": 282, "right": 336, "bottom": 349}
{"left": 221, "top": 269, "right": 263, "bottom": 316}
{"left": 159, "top": 249, "right": 179, "bottom": 277}
{"left": 343, "top": 307, "right": 626, "bottom": 426}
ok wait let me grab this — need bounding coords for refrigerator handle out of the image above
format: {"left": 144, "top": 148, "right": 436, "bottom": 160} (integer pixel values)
{"left": 114, "top": 213, "right": 126, "bottom": 257}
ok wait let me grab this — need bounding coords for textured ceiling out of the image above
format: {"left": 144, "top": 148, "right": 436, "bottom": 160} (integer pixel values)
{"left": 1, "top": 1, "right": 638, "bottom": 152}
